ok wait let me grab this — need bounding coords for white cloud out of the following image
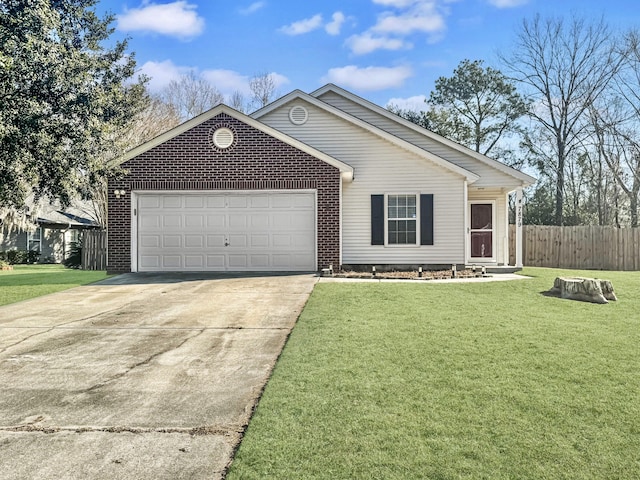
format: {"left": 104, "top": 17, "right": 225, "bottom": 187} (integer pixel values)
{"left": 323, "top": 65, "right": 413, "bottom": 91}
{"left": 346, "top": 33, "right": 409, "bottom": 55}
{"left": 117, "top": 1, "right": 205, "bottom": 39}
{"left": 239, "top": 2, "right": 266, "bottom": 15}
{"left": 373, "top": 0, "right": 418, "bottom": 7}
{"left": 138, "top": 60, "right": 190, "bottom": 92}
{"left": 372, "top": 3, "right": 446, "bottom": 35}
{"left": 487, "top": 0, "right": 528, "bottom": 7}
{"left": 279, "top": 14, "right": 323, "bottom": 35}
{"left": 386, "top": 94, "right": 427, "bottom": 111}
{"left": 325, "top": 11, "right": 346, "bottom": 35}
{"left": 201, "top": 70, "right": 251, "bottom": 96}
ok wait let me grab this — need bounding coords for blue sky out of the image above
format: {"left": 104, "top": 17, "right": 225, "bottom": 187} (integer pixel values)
{"left": 98, "top": 0, "right": 639, "bottom": 110}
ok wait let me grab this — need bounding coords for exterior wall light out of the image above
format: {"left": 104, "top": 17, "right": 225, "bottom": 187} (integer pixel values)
{"left": 114, "top": 189, "right": 126, "bottom": 199}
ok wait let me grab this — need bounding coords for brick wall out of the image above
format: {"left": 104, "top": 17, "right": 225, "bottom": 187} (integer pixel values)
{"left": 107, "top": 113, "right": 341, "bottom": 273}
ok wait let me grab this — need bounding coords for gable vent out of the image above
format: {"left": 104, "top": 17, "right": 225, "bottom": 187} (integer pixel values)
{"left": 212, "top": 127, "right": 234, "bottom": 149}
{"left": 289, "top": 105, "right": 308, "bottom": 125}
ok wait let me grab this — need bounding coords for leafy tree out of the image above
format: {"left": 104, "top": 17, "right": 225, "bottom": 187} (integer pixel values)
{"left": 423, "top": 60, "right": 528, "bottom": 158}
{"left": 0, "top": 0, "right": 146, "bottom": 221}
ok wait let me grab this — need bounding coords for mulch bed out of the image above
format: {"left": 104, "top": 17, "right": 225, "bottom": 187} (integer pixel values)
{"left": 326, "top": 269, "right": 488, "bottom": 280}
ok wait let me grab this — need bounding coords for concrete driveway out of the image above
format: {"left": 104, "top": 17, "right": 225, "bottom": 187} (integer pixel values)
{"left": 0, "top": 273, "right": 317, "bottom": 479}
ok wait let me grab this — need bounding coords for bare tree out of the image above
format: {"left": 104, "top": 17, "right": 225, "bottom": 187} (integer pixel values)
{"left": 502, "top": 15, "right": 622, "bottom": 225}
{"left": 229, "top": 90, "right": 246, "bottom": 113}
{"left": 162, "top": 71, "right": 224, "bottom": 121}
{"left": 249, "top": 72, "right": 278, "bottom": 110}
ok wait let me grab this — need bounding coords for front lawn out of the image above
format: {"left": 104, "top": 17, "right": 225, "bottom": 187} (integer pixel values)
{"left": 0, "top": 264, "right": 109, "bottom": 307}
{"left": 228, "top": 268, "right": 640, "bottom": 479}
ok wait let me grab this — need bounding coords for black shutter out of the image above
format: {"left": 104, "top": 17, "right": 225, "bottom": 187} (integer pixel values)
{"left": 371, "top": 194, "right": 384, "bottom": 245}
{"left": 420, "top": 194, "right": 434, "bottom": 245}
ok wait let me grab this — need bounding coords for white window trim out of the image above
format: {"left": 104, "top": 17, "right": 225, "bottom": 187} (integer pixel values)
{"left": 384, "top": 193, "right": 420, "bottom": 247}
{"left": 27, "top": 226, "right": 43, "bottom": 252}
{"left": 467, "top": 200, "right": 496, "bottom": 262}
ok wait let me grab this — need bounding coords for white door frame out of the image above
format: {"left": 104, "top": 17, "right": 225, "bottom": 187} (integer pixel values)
{"left": 467, "top": 200, "right": 497, "bottom": 263}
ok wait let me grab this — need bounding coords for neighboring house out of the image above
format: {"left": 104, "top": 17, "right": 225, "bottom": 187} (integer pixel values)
{"left": 0, "top": 202, "right": 99, "bottom": 263}
{"left": 107, "top": 84, "right": 534, "bottom": 274}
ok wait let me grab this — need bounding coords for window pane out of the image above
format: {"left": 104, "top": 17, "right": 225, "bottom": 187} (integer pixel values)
{"left": 388, "top": 196, "right": 397, "bottom": 207}
{"left": 388, "top": 219, "right": 416, "bottom": 244}
{"left": 407, "top": 196, "right": 416, "bottom": 207}
{"left": 471, "top": 204, "right": 492, "bottom": 229}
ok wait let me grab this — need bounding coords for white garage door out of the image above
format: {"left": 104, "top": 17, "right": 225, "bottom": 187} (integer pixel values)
{"left": 136, "top": 192, "right": 316, "bottom": 272}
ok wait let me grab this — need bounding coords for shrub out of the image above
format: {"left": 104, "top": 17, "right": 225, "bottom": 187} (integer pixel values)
{"left": 63, "top": 242, "right": 82, "bottom": 269}
{"left": 0, "top": 250, "right": 41, "bottom": 264}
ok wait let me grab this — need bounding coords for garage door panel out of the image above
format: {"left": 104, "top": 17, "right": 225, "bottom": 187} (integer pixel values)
{"left": 162, "top": 235, "right": 181, "bottom": 248}
{"left": 163, "top": 215, "right": 181, "bottom": 228}
{"left": 250, "top": 195, "right": 269, "bottom": 208}
{"left": 228, "top": 255, "right": 248, "bottom": 267}
{"left": 162, "top": 256, "right": 182, "bottom": 268}
{"left": 229, "top": 235, "right": 247, "bottom": 248}
{"left": 139, "top": 196, "right": 161, "bottom": 209}
{"left": 272, "top": 234, "right": 292, "bottom": 247}
{"left": 139, "top": 255, "right": 160, "bottom": 268}
{"left": 228, "top": 196, "right": 248, "bottom": 208}
{"left": 250, "top": 255, "right": 269, "bottom": 267}
{"left": 140, "top": 235, "right": 160, "bottom": 248}
{"left": 185, "top": 215, "right": 204, "bottom": 228}
{"left": 251, "top": 235, "right": 269, "bottom": 247}
{"left": 137, "top": 192, "right": 315, "bottom": 272}
{"left": 185, "top": 196, "right": 204, "bottom": 208}
{"left": 250, "top": 215, "right": 269, "bottom": 228}
{"left": 207, "top": 214, "right": 225, "bottom": 228}
{"left": 206, "top": 255, "right": 225, "bottom": 268}
{"left": 206, "top": 196, "right": 225, "bottom": 208}
{"left": 229, "top": 215, "right": 248, "bottom": 229}
{"left": 140, "top": 215, "right": 161, "bottom": 229}
{"left": 207, "top": 235, "right": 225, "bottom": 247}
{"left": 185, "top": 235, "right": 204, "bottom": 248}
{"left": 163, "top": 196, "right": 182, "bottom": 208}
{"left": 185, "top": 255, "right": 204, "bottom": 268}
{"left": 271, "top": 195, "right": 292, "bottom": 208}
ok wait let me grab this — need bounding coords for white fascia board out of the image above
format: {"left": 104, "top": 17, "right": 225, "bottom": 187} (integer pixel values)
{"left": 253, "top": 90, "right": 480, "bottom": 184}
{"left": 310, "top": 84, "right": 536, "bottom": 187}
{"left": 112, "top": 103, "right": 354, "bottom": 181}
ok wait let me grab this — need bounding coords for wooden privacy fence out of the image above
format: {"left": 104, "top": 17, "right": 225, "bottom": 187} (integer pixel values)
{"left": 82, "top": 229, "right": 107, "bottom": 270}
{"left": 509, "top": 225, "right": 640, "bottom": 271}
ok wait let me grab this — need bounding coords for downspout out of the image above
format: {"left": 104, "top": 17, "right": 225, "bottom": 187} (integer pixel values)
{"left": 463, "top": 180, "right": 468, "bottom": 265}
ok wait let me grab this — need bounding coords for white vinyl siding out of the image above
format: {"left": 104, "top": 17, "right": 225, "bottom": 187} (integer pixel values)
{"left": 316, "top": 91, "right": 523, "bottom": 189}
{"left": 260, "top": 100, "right": 466, "bottom": 264}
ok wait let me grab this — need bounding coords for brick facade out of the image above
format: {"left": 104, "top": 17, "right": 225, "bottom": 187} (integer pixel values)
{"left": 107, "top": 113, "right": 341, "bottom": 273}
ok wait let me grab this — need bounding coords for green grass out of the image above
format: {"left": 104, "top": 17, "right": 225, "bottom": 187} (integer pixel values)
{"left": 0, "top": 264, "right": 109, "bottom": 306}
{"left": 228, "top": 268, "right": 640, "bottom": 479}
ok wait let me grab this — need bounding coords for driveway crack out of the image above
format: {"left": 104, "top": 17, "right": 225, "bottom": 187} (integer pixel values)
{"left": 0, "top": 424, "right": 242, "bottom": 436}
{"left": 0, "top": 305, "right": 140, "bottom": 355}
{"left": 81, "top": 328, "right": 206, "bottom": 393}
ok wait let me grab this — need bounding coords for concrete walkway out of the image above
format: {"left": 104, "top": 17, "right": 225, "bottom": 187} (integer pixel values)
{"left": 0, "top": 273, "right": 317, "bottom": 480}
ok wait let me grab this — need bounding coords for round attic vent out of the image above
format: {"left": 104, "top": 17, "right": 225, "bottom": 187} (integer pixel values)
{"left": 289, "top": 105, "right": 308, "bottom": 125}
{"left": 212, "top": 127, "right": 234, "bottom": 149}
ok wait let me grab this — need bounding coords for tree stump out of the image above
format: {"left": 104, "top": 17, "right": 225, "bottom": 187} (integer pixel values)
{"left": 549, "top": 277, "right": 617, "bottom": 304}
